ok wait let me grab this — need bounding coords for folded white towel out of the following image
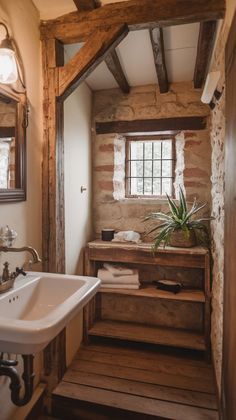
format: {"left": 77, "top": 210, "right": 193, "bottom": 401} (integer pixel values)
{"left": 101, "top": 284, "right": 140, "bottom": 290}
{"left": 112, "top": 230, "right": 141, "bottom": 243}
{"left": 97, "top": 268, "right": 139, "bottom": 284}
{"left": 103, "top": 263, "right": 134, "bottom": 276}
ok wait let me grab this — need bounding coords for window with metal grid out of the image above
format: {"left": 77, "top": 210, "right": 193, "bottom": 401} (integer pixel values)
{"left": 125, "top": 136, "right": 175, "bottom": 197}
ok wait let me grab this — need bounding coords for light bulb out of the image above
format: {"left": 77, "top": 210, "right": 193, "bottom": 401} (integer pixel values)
{"left": 0, "top": 47, "right": 18, "bottom": 84}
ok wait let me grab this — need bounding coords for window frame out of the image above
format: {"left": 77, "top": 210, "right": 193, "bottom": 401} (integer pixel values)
{"left": 125, "top": 135, "right": 176, "bottom": 198}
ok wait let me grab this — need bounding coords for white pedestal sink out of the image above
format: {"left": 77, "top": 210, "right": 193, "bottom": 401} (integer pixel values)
{"left": 0, "top": 272, "right": 100, "bottom": 354}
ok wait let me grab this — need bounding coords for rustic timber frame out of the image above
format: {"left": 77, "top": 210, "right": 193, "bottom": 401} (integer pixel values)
{"left": 40, "top": 0, "right": 225, "bottom": 273}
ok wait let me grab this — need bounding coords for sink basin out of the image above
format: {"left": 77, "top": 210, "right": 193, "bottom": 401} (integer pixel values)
{"left": 0, "top": 272, "right": 100, "bottom": 354}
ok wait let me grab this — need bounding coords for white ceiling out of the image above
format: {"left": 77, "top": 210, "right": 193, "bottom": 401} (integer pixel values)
{"left": 34, "top": 0, "right": 200, "bottom": 91}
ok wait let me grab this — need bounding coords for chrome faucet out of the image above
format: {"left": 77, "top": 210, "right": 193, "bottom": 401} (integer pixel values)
{"left": 0, "top": 246, "right": 41, "bottom": 293}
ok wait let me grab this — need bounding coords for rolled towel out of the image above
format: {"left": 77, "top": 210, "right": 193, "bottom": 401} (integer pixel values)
{"left": 103, "top": 263, "right": 134, "bottom": 276}
{"left": 101, "top": 284, "right": 140, "bottom": 290}
{"left": 97, "top": 268, "right": 139, "bottom": 285}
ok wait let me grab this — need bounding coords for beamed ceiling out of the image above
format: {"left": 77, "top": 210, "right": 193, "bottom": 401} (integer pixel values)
{"left": 34, "top": 0, "right": 223, "bottom": 94}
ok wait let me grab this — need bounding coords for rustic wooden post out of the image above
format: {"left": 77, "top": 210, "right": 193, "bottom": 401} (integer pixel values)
{"left": 42, "top": 38, "right": 65, "bottom": 273}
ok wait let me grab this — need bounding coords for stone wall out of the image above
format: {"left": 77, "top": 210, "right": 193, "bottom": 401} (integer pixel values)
{"left": 210, "top": 0, "right": 236, "bottom": 392}
{"left": 92, "top": 82, "right": 211, "bottom": 238}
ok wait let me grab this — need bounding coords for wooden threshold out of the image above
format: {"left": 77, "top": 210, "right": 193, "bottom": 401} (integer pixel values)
{"left": 99, "top": 285, "right": 205, "bottom": 303}
{"left": 88, "top": 320, "right": 206, "bottom": 351}
{"left": 52, "top": 343, "right": 218, "bottom": 420}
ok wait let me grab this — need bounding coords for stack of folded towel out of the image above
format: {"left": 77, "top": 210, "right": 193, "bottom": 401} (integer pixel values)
{"left": 97, "top": 263, "right": 140, "bottom": 289}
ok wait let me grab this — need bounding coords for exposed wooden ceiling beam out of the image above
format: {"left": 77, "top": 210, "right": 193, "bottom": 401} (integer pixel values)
{"left": 40, "top": 0, "right": 225, "bottom": 44}
{"left": 150, "top": 27, "right": 168, "bottom": 93}
{"left": 194, "top": 21, "right": 218, "bottom": 89}
{"left": 73, "top": 0, "right": 99, "bottom": 11}
{"left": 105, "top": 50, "right": 130, "bottom": 94}
{"left": 96, "top": 117, "right": 207, "bottom": 134}
{"left": 58, "top": 24, "right": 129, "bottom": 100}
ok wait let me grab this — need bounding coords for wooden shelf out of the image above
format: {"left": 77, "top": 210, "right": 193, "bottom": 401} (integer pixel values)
{"left": 89, "top": 320, "right": 206, "bottom": 351}
{"left": 99, "top": 285, "right": 205, "bottom": 303}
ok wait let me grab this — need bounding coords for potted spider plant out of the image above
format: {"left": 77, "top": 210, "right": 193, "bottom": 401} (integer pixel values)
{"left": 145, "top": 187, "right": 212, "bottom": 249}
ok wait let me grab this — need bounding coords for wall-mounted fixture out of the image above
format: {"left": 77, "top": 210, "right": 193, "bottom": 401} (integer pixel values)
{"left": 0, "top": 23, "right": 18, "bottom": 85}
{"left": 201, "top": 71, "right": 223, "bottom": 110}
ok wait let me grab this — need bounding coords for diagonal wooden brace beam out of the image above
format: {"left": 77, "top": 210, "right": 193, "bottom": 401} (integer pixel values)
{"left": 105, "top": 50, "right": 130, "bottom": 94}
{"left": 40, "top": 0, "right": 225, "bottom": 44}
{"left": 150, "top": 27, "right": 168, "bottom": 93}
{"left": 58, "top": 24, "right": 129, "bottom": 100}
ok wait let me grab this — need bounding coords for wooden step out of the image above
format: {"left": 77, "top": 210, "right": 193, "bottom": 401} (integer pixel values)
{"left": 52, "top": 343, "right": 218, "bottom": 420}
{"left": 99, "top": 285, "right": 205, "bottom": 303}
{"left": 88, "top": 320, "right": 206, "bottom": 351}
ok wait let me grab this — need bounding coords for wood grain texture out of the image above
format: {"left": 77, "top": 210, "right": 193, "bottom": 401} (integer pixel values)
{"left": 150, "top": 27, "right": 168, "bottom": 93}
{"left": 58, "top": 24, "right": 129, "bottom": 100}
{"left": 100, "top": 293, "right": 203, "bottom": 330}
{"left": 95, "top": 116, "right": 207, "bottom": 134}
{"left": 194, "top": 21, "right": 218, "bottom": 88}
{"left": 222, "top": 9, "right": 236, "bottom": 419}
{"left": 40, "top": 0, "right": 225, "bottom": 43}
{"left": 105, "top": 50, "right": 130, "bottom": 93}
{"left": 99, "top": 285, "right": 205, "bottom": 302}
{"left": 52, "top": 343, "right": 218, "bottom": 419}
{"left": 88, "top": 320, "right": 206, "bottom": 350}
{"left": 42, "top": 39, "right": 65, "bottom": 273}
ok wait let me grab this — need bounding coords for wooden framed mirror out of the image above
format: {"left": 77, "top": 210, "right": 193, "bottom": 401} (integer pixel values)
{"left": 0, "top": 85, "right": 27, "bottom": 202}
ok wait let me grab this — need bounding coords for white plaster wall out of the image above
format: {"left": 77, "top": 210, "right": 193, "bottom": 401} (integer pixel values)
{"left": 0, "top": 0, "right": 42, "bottom": 418}
{"left": 64, "top": 82, "right": 93, "bottom": 275}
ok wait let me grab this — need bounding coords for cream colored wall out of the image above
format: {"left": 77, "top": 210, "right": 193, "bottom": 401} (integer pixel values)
{"left": 0, "top": 1, "right": 43, "bottom": 419}
{"left": 64, "top": 82, "right": 93, "bottom": 275}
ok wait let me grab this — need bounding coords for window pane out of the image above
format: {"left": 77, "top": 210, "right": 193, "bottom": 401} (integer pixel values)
{"left": 131, "top": 177, "right": 143, "bottom": 195}
{"left": 153, "top": 160, "right": 161, "bottom": 177}
{"left": 162, "top": 140, "right": 172, "bottom": 159}
{"left": 145, "top": 142, "right": 152, "bottom": 159}
{"left": 153, "top": 178, "right": 161, "bottom": 195}
{"left": 154, "top": 142, "right": 161, "bottom": 159}
{"left": 162, "top": 160, "right": 172, "bottom": 177}
{"left": 144, "top": 178, "right": 152, "bottom": 195}
{"left": 162, "top": 178, "right": 172, "bottom": 195}
{"left": 131, "top": 161, "right": 143, "bottom": 177}
{"left": 130, "top": 142, "right": 143, "bottom": 159}
{"left": 144, "top": 161, "right": 152, "bottom": 177}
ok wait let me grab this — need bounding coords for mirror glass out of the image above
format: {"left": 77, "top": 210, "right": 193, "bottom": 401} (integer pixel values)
{"left": 0, "top": 87, "right": 26, "bottom": 202}
{"left": 0, "top": 94, "right": 17, "bottom": 189}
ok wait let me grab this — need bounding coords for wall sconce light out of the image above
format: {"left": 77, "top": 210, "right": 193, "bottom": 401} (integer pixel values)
{"left": 0, "top": 22, "right": 18, "bottom": 85}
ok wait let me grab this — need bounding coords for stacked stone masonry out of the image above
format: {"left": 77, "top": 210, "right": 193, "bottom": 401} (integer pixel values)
{"left": 92, "top": 82, "right": 211, "bottom": 239}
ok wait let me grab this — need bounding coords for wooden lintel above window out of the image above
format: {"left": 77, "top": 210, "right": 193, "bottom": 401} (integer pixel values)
{"left": 40, "top": 0, "right": 225, "bottom": 44}
{"left": 95, "top": 117, "right": 207, "bottom": 134}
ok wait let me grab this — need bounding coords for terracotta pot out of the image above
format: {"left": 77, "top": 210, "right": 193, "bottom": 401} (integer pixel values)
{"left": 169, "top": 229, "right": 196, "bottom": 248}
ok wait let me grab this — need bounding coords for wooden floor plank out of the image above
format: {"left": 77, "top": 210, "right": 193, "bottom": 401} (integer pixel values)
{"left": 61, "top": 370, "right": 217, "bottom": 410}
{"left": 80, "top": 343, "right": 211, "bottom": 368}
{"left": 76, "top": 348, "right": 214, "bottom": 382}
{"left": 89, "top": 320, "right": 206, "bottom": 351}
{"left": 53, "top": 382, "right": 218, "bottom": 420}
{"left": 67, "top": 359, "right": 215, "bottom": 393}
